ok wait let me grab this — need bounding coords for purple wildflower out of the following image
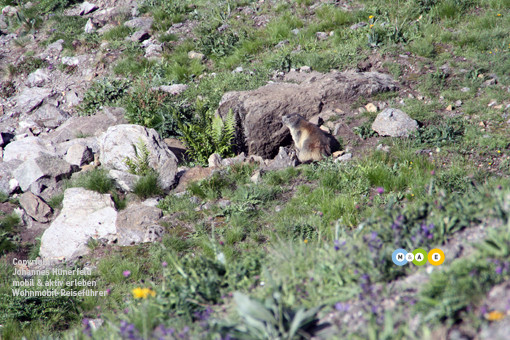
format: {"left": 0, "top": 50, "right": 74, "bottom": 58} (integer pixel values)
{"left": 376, "top": 187, "right": 384, "bottom": 194}
{"left": 335, "top": 302, "right": 350, "bottom": 312}
{"left": 162, "top": 261, "right": 168, "bottom": 268}
{"left": 82, "top": 318, "right": 92, "bottom": 337}
{"left": 496, "top": 266, "right": 503, "bottom": 275}
{"left": 123, "top": 270, "right": 131, "bottom": 278}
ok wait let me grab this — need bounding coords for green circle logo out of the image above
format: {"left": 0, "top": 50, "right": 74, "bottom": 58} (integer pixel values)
{"left": 412, "top": 248, "right": 428, "bottom": 266}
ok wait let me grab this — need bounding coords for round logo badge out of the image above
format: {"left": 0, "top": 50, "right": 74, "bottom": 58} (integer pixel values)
{"left": 413, "top": 248, "right": 428, "bottom": 266}
{"left": 428, "top": 248, "right": 445, "bottom": 266}
{"left": 392, "top": 248, "right": 408, "bottom": 266}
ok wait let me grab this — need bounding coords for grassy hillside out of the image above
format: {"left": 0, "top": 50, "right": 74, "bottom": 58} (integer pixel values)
{"left": 1, "top": 0, "right": 510, "bottom": 339}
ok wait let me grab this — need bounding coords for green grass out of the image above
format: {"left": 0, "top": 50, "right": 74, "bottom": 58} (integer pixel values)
{"left": 3, "top": 0, "right": 510, "bottom": 338}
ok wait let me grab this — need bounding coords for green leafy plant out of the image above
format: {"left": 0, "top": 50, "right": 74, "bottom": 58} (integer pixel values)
{"left": 177, "top": 100, "right": 236, "bottom": 165}
{"left": 124, "top": 139, "right": 153, "bottom": 177}
{"left": 216, "top": 287, "right": 325, "bottom": 339}
{"left": 79, "top": 78, "right": 130, "bottom": 115}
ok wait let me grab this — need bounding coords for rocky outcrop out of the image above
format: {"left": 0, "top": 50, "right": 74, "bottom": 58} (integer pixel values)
{"left": 99, "top": 124, "right": 178, "bottom": 191}
{"left": 116, "top": 203, "right": 164, "bottom": 246}
{"left": 2, "top": 137, "right": 56, "bottom": 162}
{"left": 217, "top": 70, "right": 398, "bottom": 159}
{"left": 18, "top": 192, "right": 52, "bottom": 223}
{"left": 371, "top": 108, "right": 418, "bottom": 137}
{"left": 12, "top": 154, "right": 76, "bottom": 194}
{"left": 39, "top": 188, "right": 118, "bottom": 260}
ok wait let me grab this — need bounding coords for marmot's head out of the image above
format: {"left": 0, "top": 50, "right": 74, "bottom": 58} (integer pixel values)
{"left": 282, "top": 113, "right": 305, "bottom": 128}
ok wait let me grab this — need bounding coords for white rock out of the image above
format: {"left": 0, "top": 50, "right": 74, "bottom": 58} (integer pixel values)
{"left": 98, "top": 124, "right": 178, "bottom": 191}
{"left": 79, "top": 1, "right": 99, "bottom": 15}
{"left": 2, "top": 137, "right": 55, "bottom": 162}
{"left": 26, "top": 69, "right": 51, "bottom": 87}
{"left": 65, "top": 144, "right": 93, "bottom": 166}
{"left": 39, "top": 188, "right": 118, "bottom": 260}
{"left": 371, "top": 108, "right": 418, "bottom": 137}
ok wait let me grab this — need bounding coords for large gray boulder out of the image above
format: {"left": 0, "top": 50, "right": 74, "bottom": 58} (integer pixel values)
{"left": 0, "top": 160, "right": 22, "bottom": 194}
{"left": 99, "top": 124, "right": 178, "bottom": 191}
{"left": 116, "top": 203, "right": 164, "bottom": 246}
{"left": 39, "top": 188, "right": 118, "bottom": 260}
{"left": 30, "top": 104, "right": 70, "bottom": 129}
{"left": 371, "top": 108, "right": 418, "bottom": 137}
{"left": 26, "top": 69, "right": 51, "bottom": 88}
{"left": 2, "top": 137, "right": 56, "bottom": 162}
{"left": 217, "top": 70, "right": 398, "bottom": 158}
{"left": 47, "top": 107, "right": 127, "bottom": 143}
{"left": 14, "top": 87, "right": 53, "bottom": 113}
{"left": 13, "top": 154, "right": 76, "bottom": 193}
{"left": 18, "top": 192, "right": 52, "bottom": 223}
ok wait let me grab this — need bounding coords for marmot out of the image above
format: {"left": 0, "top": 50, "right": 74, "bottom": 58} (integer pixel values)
{"left": 282, "top": 113, "right": 340, "bottom": 162}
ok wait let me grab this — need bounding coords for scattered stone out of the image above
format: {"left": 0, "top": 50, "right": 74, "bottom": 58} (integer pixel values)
{"left": 188, "top": 51, "right": 205, "bottom": 61}
{"left": 109, "top": 169, "right": 140, "bottom": 192}
{"left": 291, "top": 28, "right": 300, "bottom": 35}
{"left": 116, "top": 203, "right": 163, "bottom": 246}
{"left": 65, "top": 144, "right": 93, "bottom": 166}
{"left": 217, "top": 199, "right": 231, "bottom": 208}
{"left": 232, "top": 66, "right": 244, "bottom": 73}
{"left": 221, "top": 153, "right": 246, "bottom": 167}
{"left": 335, "top": 153, "right": 352, "bottom": 162}
{"left": 275, "top": 40, "right": 289, "bottom": 48}
{"left": 48, "top": 109, "right": 126, "bottom": 143}
{"left": 26, "top": 69, "right": 51, "bottom": 88}
{"left": 39, "top": 188, "right": 118, "bottom": 260}
{"left": 79, "top": 2, "right": 99, "bottom": 15}
{"left": 65, "top": 91, "right": 81, "bottom": 107}
{"left": 371, "top": 108, "right": 418, "bottom": 137}
{"left": 84, "top": 18, "right": 96, "bottom": 33}
{"left": 31, "top": 104, "right": 70, "bottom": 129}
{"left": 98, "top": 124, "right": 178, "bottom": 191}
{"left": 218, "top": 70, "right": 398, "bottom": 158}
{"left": 350, "top": 22, "right": 367, "bottom": 30}
{"left": 460, "top": 87, "right": 470, "bottom": 92}
{"left": 455, "top": 100, "right": 463, "bottom": 107}
{"left": 174, "top": 166, "right": 214, "bottom": 192}
{"left": 19, "top": 192, "right": 52, "bottom": 223}
{"left": 3, "top": 137, "right": 55, "bottom": 162}
{"left": 365, "top": 103, "right": 378, "bottom": 112}
{"left": 61, "top": 56, "right": 80, "bottom": 66}
{"left": 488, "top": 101, "right": 497, "bottom": 108}
{"left": 124, "top": 17, "right": 153, "bottom": 30}
{"left": 316, "top": 32, "right": 328, "bottom": 40}
{"left": 266, "top": 147, "right": 299, "bottom": 170}
{"left": 157, "top": 84, "right": 188, "bottom": 95}
{"left": 208, "top": 153, "right": 222, "bottom": 168}
{"left": 0, "top": 161, "right": 22, "bottom": 195}
{"left": 144, "top": 43, "right": 162, "bottom": 59}
{"left": 14, "top": 87, "right": 52, "bottom": 113}
{"left": 2, "top": 5, "right": 18, "bottom": 16}
{"left": 130, "top": 30, "right": 150, "bottom": 42}
{"left": 13, "top": 154, "right": 76, "bottom": 193}
{"left": 376, "top": 144, "right": 391, "bottom": 152}
{"left": 482, "top": 78, "right": 497, "bottom": 87}
{"left": 300, "top": 66, "right": 311, "bottom": 73}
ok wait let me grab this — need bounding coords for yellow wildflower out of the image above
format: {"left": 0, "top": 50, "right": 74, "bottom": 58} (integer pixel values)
{"left": 370, "top": 24, "right": 374, "bottom": 28}
{"left": 485, "top": 310, "right": 505, "bottom": 321}
{"left": 304, "top": 239, "right": 308, "bottom": 244}
{"left": 369, "top": 15, "right": 374, "bottom": 19}
{"left": 497, "top": 13, "right": 502, "bottom": 16}
{"left": 132, "top": 287, "right": 156, "bottom": 299}
{"left": 497, "top": 150, "right": 501, "bottom": 153}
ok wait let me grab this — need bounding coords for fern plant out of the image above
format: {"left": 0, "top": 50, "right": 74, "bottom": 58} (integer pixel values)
{"left": 124, "top": 139, "right": 153, "bottom": 176}
{"left": 176, "top": 99, "right": 236, "bottom": 165}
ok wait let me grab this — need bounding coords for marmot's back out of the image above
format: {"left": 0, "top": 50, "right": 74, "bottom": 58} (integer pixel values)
{"left": 282, "top": 114, "right": 339, "bottom": 162}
